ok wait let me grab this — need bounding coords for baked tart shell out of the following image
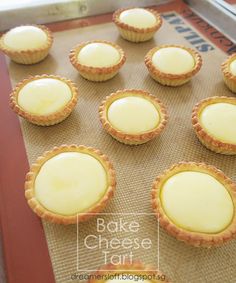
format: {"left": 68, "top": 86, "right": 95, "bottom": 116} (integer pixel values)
{"left": 192, "top": 96, "right": 236, "bottom": 155}
{"left": 144, "top": 44, "right": 202, "bottom": 86}
{"left": 152, "top": 162, "right": 236, "bottom": 247}
{"left": 25, "top": 144, "right": 116, "bottom": 225}
{"left": 10, "top": 74, "right": 79, "bottom": 126}
{"left": 0, "top": 25, "right": 53, "bottom": 65}
{"left": 99, "top": 89, "right": 168, "bottom": 145}
{"left": 113, "top": 8, "right": 162, "bottom": 43}
{"left": 221, "top": 53, "right": 236, "bottom": 93}
{"left": 69, "top": 40, "right": 126, "bottom": 82}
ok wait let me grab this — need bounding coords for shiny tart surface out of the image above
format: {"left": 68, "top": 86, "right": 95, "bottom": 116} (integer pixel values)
{"left": 0, "top": 25, "right": 53, "bottom": 64}
{"left": 10, "top": 74, "right": 78, "bottom": 126}
{"left": 152, "top": 162, "right": 236, "bottom": 247}
{"left": 145, "top": 45, "right": 202, "bottom": 86}
{"left": 222, "top": 53, "right": 236, "bottom": 93}
{"left": 99, "top": 89, "right": 168, "bottom": 145}
{"left": 113, "top": 7, "right": 162, "bottom": 42}
{"left": 88, "top": 262, "right": 169, "bottom": 283}
{"left": 25, "top": 145, "right": 116, "bottom": 224}
{"left": 69, "top": 40, "right": 126, "bottom": 81}
{"left": 192, "top": 96, "right": 236, "bottom": 155}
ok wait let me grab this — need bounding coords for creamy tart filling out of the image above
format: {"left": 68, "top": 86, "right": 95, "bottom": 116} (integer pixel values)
{"left": 119, "top": 8, "right": 157, "bottom": 29}
{"left": 152, "top": 47, "right": 195, "bottom": 75}
{"left": 107, "top": 95, "right": 160, "bottom": 134}
{"left": 77, "top": 43, "right": 120, "bottom": 68}
{"left": 3, "top": 26, "right": 48, "bottom": 50}
{"left": 200, "top": 102, "right": 236, "bottom": 144}
{"left": 35, "top": 152, "right": 108, "bottom": 215}
{"left": 161, "top": 171, "right": 234, "bottom": 233}
{"left": 18, "top": 78, "right": 72, "bottom": 116}
{"left": 106, "top": 276, "right": 151, "bottom": 283}
{"left": 230, "top": 59, "right": 236, "bottom": 76}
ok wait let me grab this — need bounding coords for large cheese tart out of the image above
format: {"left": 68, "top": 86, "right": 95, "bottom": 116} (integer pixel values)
{"left": 10, "top": 74, "right": 78, "bottom": 126}
{"left": 222, "top": 53, "right": 236, "bottom": 93}
{"left": 99, "top": 89, "right": 168, "bottom": 145}
{"left": 113, "top": 7, "right": 162, "bottom": 42}
{"left": 192, "top": 96, "right": 236, "bottom": 155}
{"left": 152, "top": 162, "right": 236, "bottom": 247}
{"left": 0, "top": 25, "right": 53, "bottom": 64}
{"left": 88, "top": 262, "right": 169, "bottom": 283}
{"left": 145, "top": 45, "right": 202, "bottom": 86}
{"left": 69, "top": 40, "right": 126, "bottom": 81}
{"left": 25, "top": 145, "right": 116, "bottom": 224}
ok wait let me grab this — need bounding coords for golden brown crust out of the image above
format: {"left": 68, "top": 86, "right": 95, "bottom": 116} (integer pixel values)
{"left": 221, "top": 53, "right": 236, "bottom": 93}
{"left": 151, "top": 162, "right": 236, "bottom": 247}
{"left": 69, "top": 40, "right": 126, "bottom": 81}
{"left": 112, "top": 7, "right": 162, "bottom": 42}
{"left": 192, "top": 96, "right": 236, "bottom": 155}
{"left": 0, "top": 25, "right": 53, "bottom": 64}
{"left": 10, "top": 74, "right": 78, "bottom": 126}
{"left": 88, "top": 261, "right": 170, "bottom": 282}
{"left": 25, "top": 144, "right": 116, "bottom": 224}
{"left": 144, "top": 44, "right": 202, "bottom": 86}
{"left": 99, "top": 89, "right": 168, "bottom": 145}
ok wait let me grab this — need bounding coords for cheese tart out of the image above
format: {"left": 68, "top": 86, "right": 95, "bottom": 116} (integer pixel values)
{"left": 222, "top": 53, "right": 236, "bottom": 93}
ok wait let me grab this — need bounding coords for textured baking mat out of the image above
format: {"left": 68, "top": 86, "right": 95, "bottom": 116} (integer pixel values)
{"left": 6, "top": 10, "right": 236, "bottom": 283}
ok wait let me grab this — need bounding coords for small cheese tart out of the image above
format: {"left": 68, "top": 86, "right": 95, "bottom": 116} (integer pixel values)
{"left": 69, "top": 40, "right": 126, "bottom": 82}
{"left": 25, "top": 145, "right": 116, "bottom": 224}
{"left": 192, "top": 96, "right": 236, "bottom": 155}
{"left": 113, "top": 7, "right": 162, "bottom": 42}
{"left": 99, "top": 89, "right": 168, "bottom": 145}
{"left": 145, "top": 45, "right": 202, "bottom": 86}
{"left": 152, "top": 162, "right": 236, "bottom": 247}
{"left": 88, "top": 262, "right": 169, "bottom": 283}
{"left": 222, "top": 53, "right": 236, "bottom": 93}
{"left": 0, "top": 25, "right": 53, "bottom": 64}
{"left": 10, "top": 74, "right": 78, "bottom": 126}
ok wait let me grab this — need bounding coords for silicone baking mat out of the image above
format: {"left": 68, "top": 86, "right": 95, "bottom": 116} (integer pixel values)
{"left": 1, "top": 1, "right": 236, "bottom": 283}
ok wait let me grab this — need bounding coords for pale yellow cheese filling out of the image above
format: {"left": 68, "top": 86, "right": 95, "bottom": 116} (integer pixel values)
{"left": 106, "top": 276, "right": 151, "bottom": 283}
{"left": 18, "top": 78, "right": 72, "bottom": 116}
{"left": 161, "top": 171, "right": 234, "bottom": 233}
{"left": 200, "top": 102, "right": 236, "bottom": 144}
{"left": 119, "top": 8, "right": 157, "bottom": 29}
{"left": 152, "top": 47, "right": 195, "bottom": 75}
{"left": 230, "top": 59, "right": 236, "bottom": 76}
{"left": 107, "top": 95, "right": 160, "bottom": 134}
{"left": 3, "top": 25, "right": 48, "bottom": 50}
{"left": 35, "top": 152, "right": 108, "bottom": 215}
{"left": 77, "top": 43, "right": 120, "bottom": 68}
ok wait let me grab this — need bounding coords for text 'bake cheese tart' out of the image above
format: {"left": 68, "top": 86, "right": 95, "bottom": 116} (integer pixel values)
{"left": 25, "top": 145, "right": 116, "bottom": 224}
{"left": 192, "top": 96, "right": 236, "bottom": 155}
{"left": 152, "top": 162, "right": 236, "bottom": 247}
{"left": 99, "top": 89, "right": 168, "bottom": 145}
{"left": 69, "top": 40, "right": 126, "bottom": 82}
{"left": 10, "top": 74, "right": 78, "bottom": 126}
{"left": 113, "top": 7, "right": 162, "bottom": 42}
{"left": 0, "top": 25, "right": 53, "bottom": 64}
{"left": 145, "top": 45, "right": 202, "bottom": 86}
{"left": 222, "top": 53, "right": 236, "bottom": 93}
{"left": 88, "top": 262, "right": 170, "bottom": 283}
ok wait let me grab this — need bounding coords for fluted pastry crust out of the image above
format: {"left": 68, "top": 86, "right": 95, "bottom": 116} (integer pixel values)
{"left": 221, "top": 53, "right": 236, "bottom": 93}
{"left": 113, "top": 7, "right": 162, "bottom": 42}
{"left": 152, "top": 162, "right": 236, "bottom": 247}
{"left": 192, "top": 96, "right": 236, "bottom": 155}
{"left": 0, "top": 25, "right": 53, "bottom": 64}
{"left": 69, "top": 40, "right": 126, "bottom": 82}
{"left": 145, "top": 44, "right": 202, "bottom": 86}
{"left": 25, "top": 144, "right": 116, "bottom": 224}
{"left": 10, "top": 74, "right": 78, "bottom": 126}
{"left": 88, "top": 261, "right": 170, "bottom": 282}
{"left": 99, "top": 89, "right": 168, "bottom": 145}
